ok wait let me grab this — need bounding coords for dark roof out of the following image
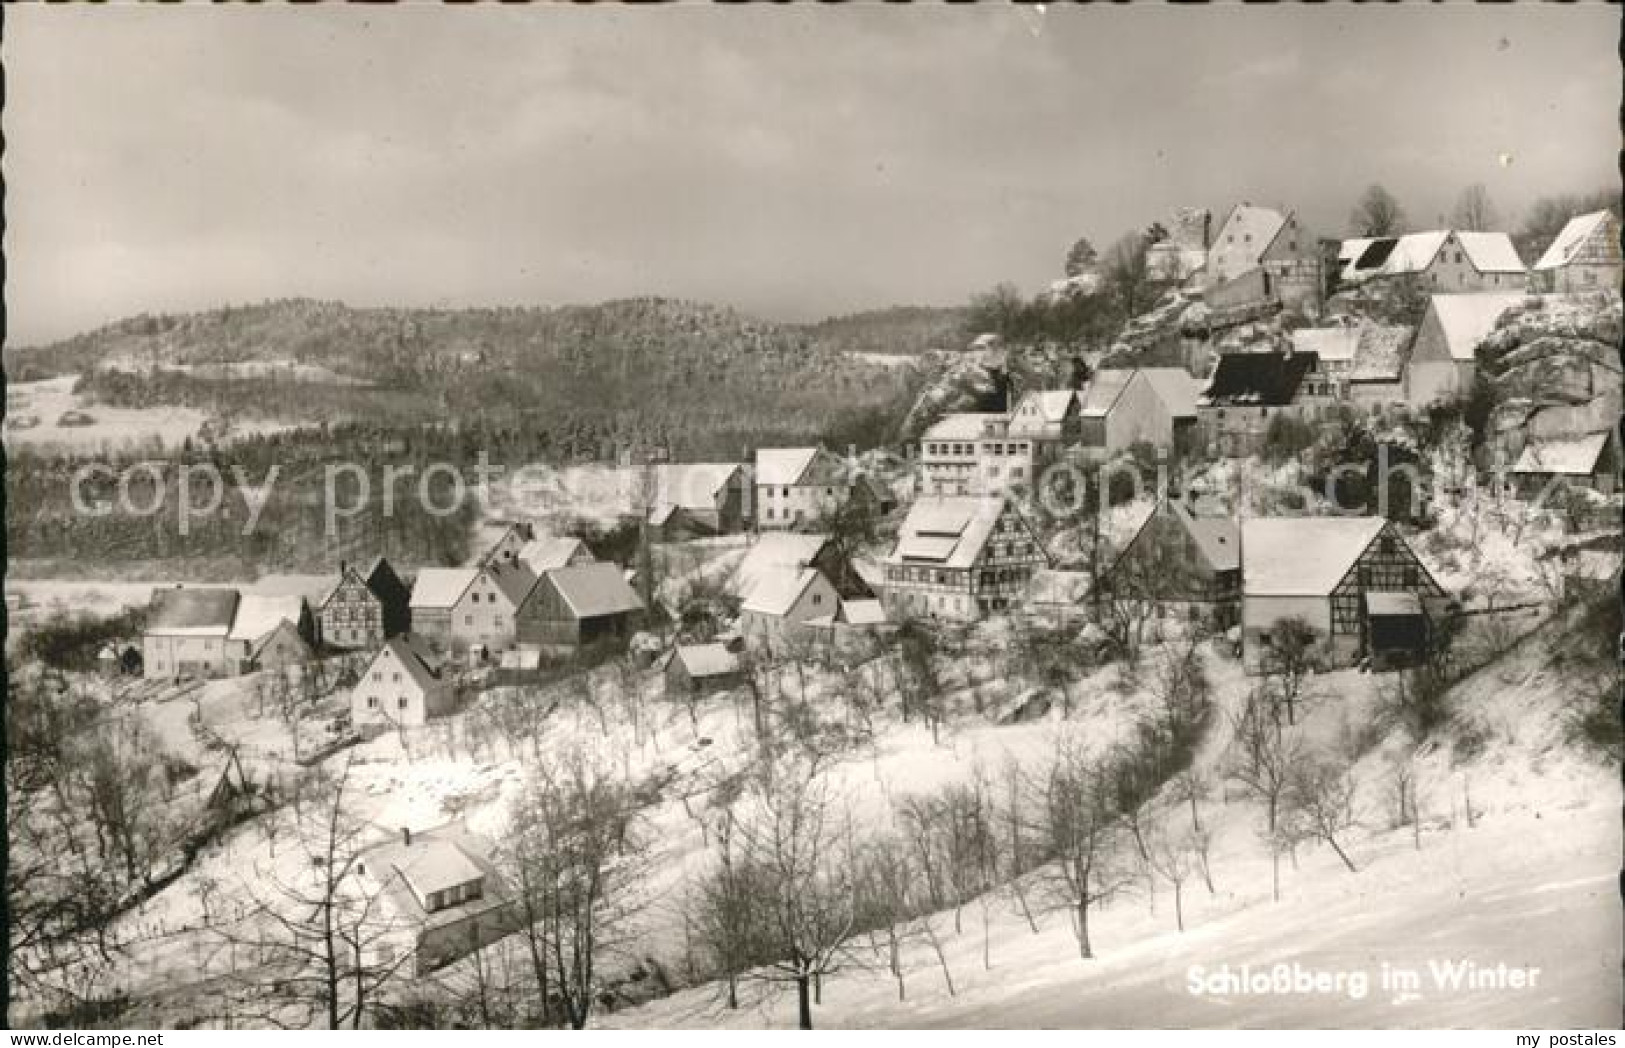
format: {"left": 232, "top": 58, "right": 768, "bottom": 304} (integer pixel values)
{"left": 363, "top": 556, "right": 410, "bottom": 604}
{"left": 148, "top": 587, "right": 240, "bottom": 632}
{"left": 1354, "top": 238, "right": 1399, "bottom": 271}
{"left": 1201, "top": 351, "right": 1321, "bottom": 407}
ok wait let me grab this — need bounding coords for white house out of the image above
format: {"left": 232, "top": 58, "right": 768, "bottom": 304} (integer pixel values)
{"left": 1205, "top": 204, "right": 1321, "bottom": 311}
{"left": 754, "top": 447, "right": 854, "bottom": 530}
{"left": 1529, "top": 210, "right": 1622, "bottom": 293}
{"left": 350, "top": 634, "right": 454, "bottom": 729}
{"left": 1403, "top": 294, "right": 1528, "bottom": 407}
{"left": 738, "top": 566, "right": 841, "bottom": 648}
{"left": 225, "top": 594, "right": 313, "bottom": 673}
{"left": 143, "top": 587, "right": 240, "bottom": 680}
{"left": 410, "top": 562, "right": 537, "bottom": 653}
{"left": 1339, "top": 230, "right": 1526, "bottom": 292}
{"left": 917, "top": 412, "right": 1033, "bottom": 497}
{"left": 516, "top": 535, "right": 595, "bottom": 575}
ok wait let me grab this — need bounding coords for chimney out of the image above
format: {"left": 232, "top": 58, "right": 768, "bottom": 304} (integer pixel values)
{"left": 1069, "top": 355, "right": 1091, "bottom": 391}
{"left": 402, "top": 826, "right": 412, "bottom": 848}
{"left": 339, "top": 559, "right": 348, "bottom": 577}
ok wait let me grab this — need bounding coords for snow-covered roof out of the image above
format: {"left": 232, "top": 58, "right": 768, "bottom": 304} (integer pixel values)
{"left": 888, "top": 495, "right": 1007, "bottom": 569}
{"left": 741, "top": 566, "right": 825, "bottom": 617}
{"left": 1365, "top": 591, "right": 1423, "bottom": 617}
{"left": 671, "top": 642, "right": 741, "bottom": 678}
{"left": 1456, "top": 232, "right": 1526, "bottom": 274}
{"left": 410, "top": 568, "right": 478, "bottom": 610}
{"left": 754, "top": 448, "right": 820, "bottom": 487}
{"left": 1383, "top": 231, "right": 1450, "bottom": 275}
{"left": 485, "top": 561, "right": 539, "bottom": 608}
{"left": 518, "top": 536, "right": 590, "bottom": 573}
{"left": 1026, "top": 568, "right": 1092, "bottom": 606}
{"left": 922, "top": 412, "right": 1007, "bottom": 442}
{"left": 1425, "top": 294, "right": 1529, "bottom": 361}
{"left": 1512, "top": 432, "right": 1612, "bottom": 476}
{"left": 838, "top": 598, "right": 888, "bottom": 625}
{"left": 227, "top": 594, "right": 306, "bottom": 643}
{"left": 543, "top": 563, "right": 645, "bottom": 619}
{"left": 1018, "top": 390, "right": 1078, "bottom": 424}
{"left": 395, "top": 840, "right": 484, "bottom": 902}
{"left": 653, "top": 463, "right": 741, "bottom": 510}
{"left": 147, "top": 586, "right": 239, "bottom": 637}
{"left": 373, "top": 635, "right": 444, "bottom": 694}
{"left": 1242, "top": 517, "right": 1390, "bottom": 597}
{"left": 1217, "top": 204, "right": 1290, "bottom": 261}
{"left": 1348, "top": 324, "right": 1414, "bottom": 383}
{"left": 1139, "top": 368, "right": 1203, "bottom": 419}
{"left": 1338, "top": 237, "right": 1376, "bottom": 265}
{"left": 1533, "top": 210, "right": 1614, "bottom": 271}
{"left": 1079, "top": 369, "right": 1137, "bottom": 418}
{"left": 734, "top": 532, "right": 830, "bottom": 602}
{"left": 1291, "top": 326, "right": 1362, "bottom": 364}
{"left": 1175, "top": 504, "right": 1241, "bottom": 573}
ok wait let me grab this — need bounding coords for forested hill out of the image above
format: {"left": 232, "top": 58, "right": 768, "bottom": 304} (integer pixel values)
{"left": 9, "top": 297, "right": 932, "bottom": 458}
{"left": 799, "top": 305, "right": 970, "bottom": 357}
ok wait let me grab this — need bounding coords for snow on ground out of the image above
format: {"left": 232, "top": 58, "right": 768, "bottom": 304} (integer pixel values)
{"left": 4, "top": 376, "right": 211, "bottom": 454}
{"left": 5, "top": 574, "right": 335, "bottom": 622}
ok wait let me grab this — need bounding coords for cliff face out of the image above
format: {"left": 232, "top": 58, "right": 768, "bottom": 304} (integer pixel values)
{"left": 1480, "top": 291, "right": 1621, "bottom": 447}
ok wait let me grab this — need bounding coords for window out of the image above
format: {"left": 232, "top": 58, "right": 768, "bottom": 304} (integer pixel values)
{"left": 373, "top": 671, "right": 382, "bottom": 682}
{"left": 398, "top": 697, "right": 409, "bottom": 710}
{"left": 465, "top": 615, "right": 474, "bottom": 625}
{"left": 367, "top": 696, "right": 378, "bottom": 708}
{"left": 392, "top": 671, "right": 400, "bottom": 683}
{"left": 812, "top": 593, "right": 822, "bottom": 606}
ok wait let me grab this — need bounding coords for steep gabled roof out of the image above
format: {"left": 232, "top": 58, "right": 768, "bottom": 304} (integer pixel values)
{"left": 1078, "top": 369, "right": 1138, "bottom": 418}
{"left": 1290, "top": 326, "right": 1362, "bottom": 365}
{"left": 1199, "top": 351, "right": 1320, "bottom": 407}
{"left": 542, "top": 563, "right": 645, "bottom": 619}
{"left": 485, "top": 561, "right": 539, "bottom": 608}
{"left": 249, "top": 619, "right": 312, "bottom": 662}
{"left": 653, "top": 463, "right": 742, "bottom": 510}
{"left": 227, "top": 594, "right": 307, "bottom": 643}
{"left": 669, "top": 642, "right": 741, "bottom": 679}
{"left": 410, "top": 568, "right": 479, "bottom": 610}
{"left": 1456, "top": 232, "right": 1525, "bottom": 274}
{"left": 734, "top": 532, "right": 831, "bottom": 601}
{"left": 741, "top": 566, "right": 827, "bottom": 617}
{"left": 1424, "top": 294, "right": 1529, "bottom": 361}
{"left": 372, "top": 634, "right": 445, "bottom": 694}
{"left": 1215, "top": 204, "right": 1290, "bottom": 263}
{"left": 1172, "top": 503, "right": 1240, "bottom": 573}
{"left": 1512, "top": 431, "right": 1612, "bottom": 475}
{"left": 754, "top": 447, "right": 820, "bottom": 487}
{"left": 1139, "top": 368, "right": 1203, "bottom": 419}
{"left": 1534, "top": 210, "right": 1615, "bottom": 271}
{"left": 518, "top": 536, "right": 591, "bottom": 574}
{"left": 147, "top": 587, "right": 239, "bottom": 636}
{"left": 1242, "top": 517, "right": 1390, "bottom": 597}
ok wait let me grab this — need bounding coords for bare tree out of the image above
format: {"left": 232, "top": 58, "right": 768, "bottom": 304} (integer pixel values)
{"left": 1349, "top": 184, "right": 1408, "bottom": 237}
{"left": 1143, "top": 823, "right": 1197, "bottom": 932}
{"left": 501, "top": 750, "right": 649, "bottom": 1029}
{"left": 1285, "top": 754, "right": 1361, "bottom": 873}
{"left": 1227, "top": 689, "right": 1304, "bottom": 836}
{"left": 1451, "top": 183, "right": 1499, "bottom": 232}
{"left": 733, "top": 757, "right": 859, "bottom": 1030}
{"left": 1103, "top": 232, "right": 1154, "bottom": 319}
{"left": 1258, "top": 617, "right": 1318, "bottom": 727}
{"left": 1036, "top": 734, "right": 1132, "bottom": 959}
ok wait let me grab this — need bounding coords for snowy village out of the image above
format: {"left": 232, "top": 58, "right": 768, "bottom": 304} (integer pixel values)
{"left": 4, "top": 5, "right": 1621, "bottom": 1034}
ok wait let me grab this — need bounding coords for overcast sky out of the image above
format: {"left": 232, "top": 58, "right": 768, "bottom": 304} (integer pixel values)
{"left": 4, "top": 5, "right": 1618, "bottom": 345}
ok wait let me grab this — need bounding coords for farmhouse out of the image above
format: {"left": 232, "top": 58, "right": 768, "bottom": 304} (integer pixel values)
{"left": 733, "top": 531, "right": 869, "bottom": 604}
{"left": 316, "top": 556, "right": 411, "bottom": 651}
{"left": 354, "top": 824, "right": 516, "bottom": 975}
{"left": 143, "top": 586, "right": 239, "bottom": 680}
{"left": 880, "top": 495, "right": 1048, "bottom": 622}
{"left": 739, "top": 566, "right": 841, "bottom": 647}
{"left": 1204, "top": 204, "right": 1321, "bottom": 312}
{"left": 1197, "top": 350, "right": 1334, "bottom": 457}
{"left": 754, "top": 447, "right": 856, "bottom": 530}
{"left": 476, "top": 521, "right": 536, "bottom": 567}
{"left": 226, "top": 594, "right": 313, "bottom": 673}
{"left": 1403, "top": 294, "right": 1527, "bottom": 407}
{"left": 1241, "top": 516, "right": 1447, "bottom": 672}
{"left": 1339, "top": 230, "right": 1525, "bottom": 291}
{"left": 1529, "top": 210, "right": 1622, "bottom": 293}
{"left": 1106, "top": 501, "right": 1241, "bottom": 627}
{"left": 648, "top": 463, "right": 749, "bottom": 536}
{"left": 516, "top": 562, "right": 646, "bottom": 653}
{"left": 349, "top": 634, "right": 454, "bottom": 729}
{"left": 516, "top": 535, "right": 594, "bottom": 575}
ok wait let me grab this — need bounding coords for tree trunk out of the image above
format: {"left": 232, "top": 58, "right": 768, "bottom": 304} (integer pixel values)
{"left": 796, "top": 975, "right": 813, "bottom": 1030}
{"left": 1271, "top": 851, "right": 1280, "bottom": 902}
{"left": 1075, "top": 895, "right": 1093, "bottom": 960}
{"left": 1327, "top": 835, "right": 1358, "bottom": 873}
{"left": 1173, "top": 882, "right": 1184, "bottom": 932}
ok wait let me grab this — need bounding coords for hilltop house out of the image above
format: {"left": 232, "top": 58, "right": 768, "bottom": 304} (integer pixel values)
{"left": 880, "top": 495, "right": 1048, "bottom": 622}
{"left": 1241, "top": 517, "right": 1447, "bottom": 672}
{"left": 354, "top": 824, "right": 516, "bottom": 975}
{"left": 1197, "top": 350, "right": 1334, "bottom": 457}
{"left": 316, "top": 557, "right": 411, "bottom": 651}
{"left": 1072, "top": 368, "right": 1203, "bottom": 461}
{"left": 350, "top": 634, "right": 454, "bottom": 729}
{"left": 409, "top": 562, "right": 537, "bottom": 653}
{"left": 1403, "top": 294, "right": 1527, "bottom": 407}
{"left": 1338, "top": 230, "right": 1526, "bottom": 292}
{"left": 1105, "top": 501, "right": 1241, "bottom": 627}
{"left": 516, "top": 562, "right": 646, "bottom": 653}
{"left": 1007, "top": 389, "right": 1081, "bottom": 466}
{"left": 1529, "top": 210, "right": 1622, "bottom": 293}
{"left": 226, "top": 594, "right": 314, "bottom": 673}
{"left": 516, "top": 535, "right": 595, "bottom": 575}
{"left": 917, "top": 413, "right": 1032, "bottom": 497}
{"left": 754, "top": 447, "right": 861, "bottom": 530}
{"left": 1204, "top": 204, "right": 1322, "bottom": 312}
{"left": 144, "top": 586, "right": 240, "bottom": 679}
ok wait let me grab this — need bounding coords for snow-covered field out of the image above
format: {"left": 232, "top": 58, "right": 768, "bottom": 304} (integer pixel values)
{"left": 3, "top": 375, "right": 307, "bottom": 454}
